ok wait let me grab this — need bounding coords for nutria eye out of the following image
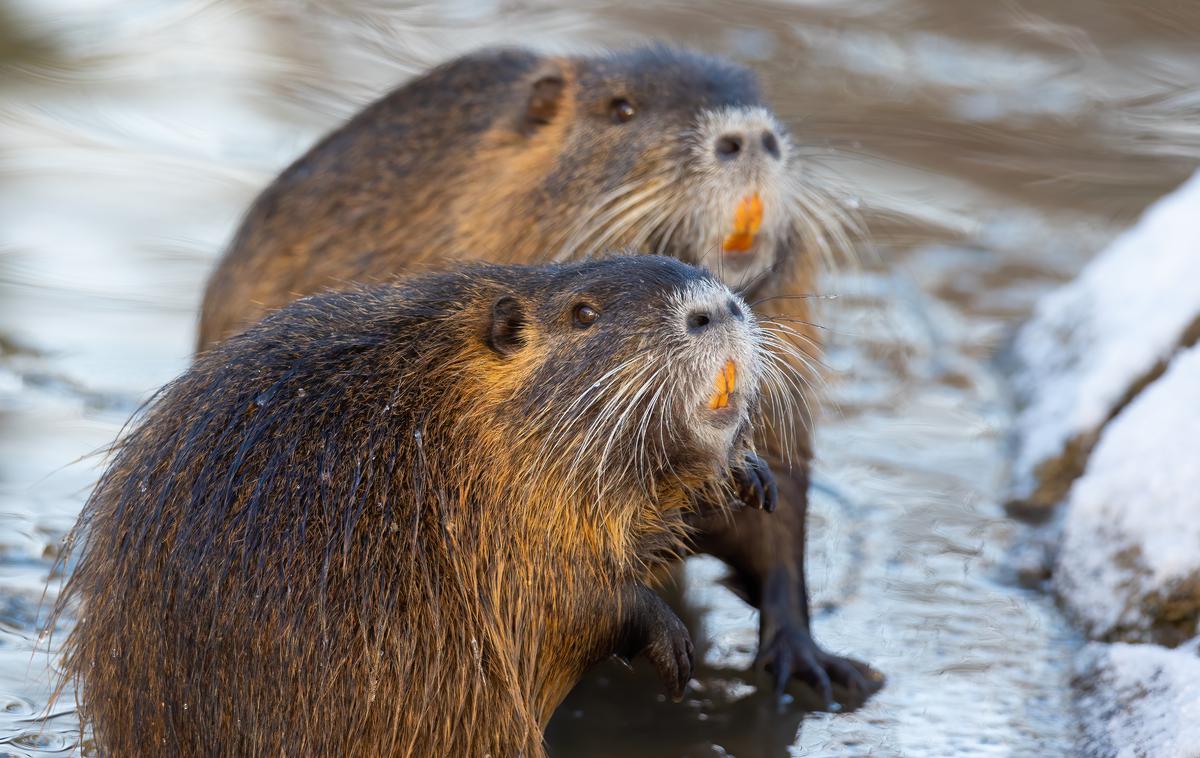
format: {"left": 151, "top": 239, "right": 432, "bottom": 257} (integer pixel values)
{"left": 573, "top": 303, "right": 600, "bottom": 328}
{"left": 609, "top": 98, "right": 635, "bottom": 124}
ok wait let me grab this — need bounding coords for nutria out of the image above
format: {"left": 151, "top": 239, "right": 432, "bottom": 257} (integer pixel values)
{"left": 58, "top": 257, "right": 775, "bottom": 757}
{"left": 198, "top": 45, "right": 876, "bottom": 701}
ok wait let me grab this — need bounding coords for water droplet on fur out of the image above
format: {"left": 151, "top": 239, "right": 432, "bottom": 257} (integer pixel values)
{"left": 138, "top": 480, "right": 148, "bottom": 494}
{"left": 182, "top": 702, "right": 188, "bottom": 711}
{"left": 383, "top": 404, "right": 390, "bottom": 412}
{"left": 296, "top": 388, "right": 307, "bottom": 398}
{"left": 109, "top": 647, "right": 119, "bottom": 658}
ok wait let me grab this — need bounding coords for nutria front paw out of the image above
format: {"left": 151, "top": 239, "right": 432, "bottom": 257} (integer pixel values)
{"left": 755, "top": 624, "right": 883, "bottom": 709}
{"left": 616, "top": 584, "right": 695, "bottom": 701}
{"left": 731, "top": 452, "right": 777, "bottom": 512}
{"left": 642, "top": 605, "right": 694, "bottom": 701}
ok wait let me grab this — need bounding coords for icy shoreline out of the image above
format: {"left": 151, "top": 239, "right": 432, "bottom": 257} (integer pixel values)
{"left": 1008, "top": 170, "right": 1200, "bottom": 754}
{"left": 1057, "top": 346, "right": 1200, "bottom": 647}
{"left": 1008, "top": 171, "right": 1200, "bottom": 517}
{"left": 1075, "top": 640, "right": 1200, "bottom": 758}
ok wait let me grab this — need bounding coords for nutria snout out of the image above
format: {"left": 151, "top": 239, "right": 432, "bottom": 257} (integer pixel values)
{"left": 55, "top": 255, "right": 770, "bottom": 758}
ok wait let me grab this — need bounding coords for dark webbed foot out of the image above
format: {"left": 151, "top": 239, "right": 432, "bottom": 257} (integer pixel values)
{"left": 616, "top": 584, "right": 695, "bottom": 701}
{"left": 731, "top": 452, "right": 777, "bottom": 513}
{"left": 756, "top": 623, "right": 883, "bottom": 709}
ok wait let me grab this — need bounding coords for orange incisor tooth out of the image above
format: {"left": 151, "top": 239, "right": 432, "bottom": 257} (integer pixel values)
{"left": 722, "top": 193, "right": 763, "bottom": 253}
{"left": 708, "top": 360, "right": 737, "bottom": 410}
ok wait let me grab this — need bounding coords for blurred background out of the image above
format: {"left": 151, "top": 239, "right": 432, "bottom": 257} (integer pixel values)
{"left": 1, "top": 1, "right": 1198, "bottom": 755}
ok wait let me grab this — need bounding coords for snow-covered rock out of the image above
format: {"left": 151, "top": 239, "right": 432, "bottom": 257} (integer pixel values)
{"left": 1056, "top": 345, "right": 1200, "bottom": 645}
{"left": 1074, "top": 639, "right": 1200, "bottom": 758}
{"left": 1008, "top": 170, "right": 1200, "bottom": 515}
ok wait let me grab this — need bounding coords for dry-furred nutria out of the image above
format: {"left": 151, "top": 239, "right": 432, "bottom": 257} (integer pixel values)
{"left": 58, "top": 256, "right": 776, "bottom": 757}
{"left": 196, "top": 45, "right": 878, "bottom": 702}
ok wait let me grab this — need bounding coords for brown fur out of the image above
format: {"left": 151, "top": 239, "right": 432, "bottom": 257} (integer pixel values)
{"left": 57, "top": 258, "right": 767, "bottom": 756}
{"left": 197, "top": 45, "right": 876, "bottom": 701}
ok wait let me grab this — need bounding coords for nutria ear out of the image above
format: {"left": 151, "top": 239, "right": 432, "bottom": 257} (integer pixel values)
{"left": 526, "top": 73, "right": 565, "bottom": 127}
{"left": 488, "top": 296, "right": 526, "bottom": 356}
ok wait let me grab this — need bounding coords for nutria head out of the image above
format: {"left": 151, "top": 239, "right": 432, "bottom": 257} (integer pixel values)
{"left": 511, "top": 46, "right": 846, "bottom": 291}
{"left": 482, "top": 256, "right": 763, "bottom": 498}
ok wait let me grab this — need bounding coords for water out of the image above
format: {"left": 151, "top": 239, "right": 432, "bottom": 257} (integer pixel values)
{"left": 1, "top": 1, "right": 1198, "bottom": 755}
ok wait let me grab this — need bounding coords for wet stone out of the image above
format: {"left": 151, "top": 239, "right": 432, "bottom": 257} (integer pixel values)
{"left": 1056, "top": 345, "right": 1200, "bottom": 647}
{"left": 1008, "top": 171, "right": 1200, "bottom": 517}
{"left": 1073, "top": 639, "right": 1200, "bottom": 758}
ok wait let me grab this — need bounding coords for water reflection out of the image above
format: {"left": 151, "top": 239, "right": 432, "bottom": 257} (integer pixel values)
{"left": 549, "top": 661, "right": 811, "bottom": 758}
{"left": 1, "top": 0, "right": 1198, "bottom": 755}
{"left": 548, "top": 574, "right": 873, "bottom": 758}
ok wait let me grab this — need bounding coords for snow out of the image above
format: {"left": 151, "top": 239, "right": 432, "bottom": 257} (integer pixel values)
{"left": 1056, "top": 345, "right": 1200, "bottom": 643}
{"left": 1009, "top": 170, "right": 1200, "bottom": 506}
{"left": 1074, "top": 639, "right": 1200, "bottom": 758}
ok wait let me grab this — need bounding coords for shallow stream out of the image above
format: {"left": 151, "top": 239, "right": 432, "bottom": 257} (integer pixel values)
{"left": 2, "top": 1, "right": 1199, "bottom": 755}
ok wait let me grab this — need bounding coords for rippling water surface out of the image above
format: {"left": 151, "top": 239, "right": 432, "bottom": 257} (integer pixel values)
{"left": 2, "top": 1, "right": 1199, "bottom": 755}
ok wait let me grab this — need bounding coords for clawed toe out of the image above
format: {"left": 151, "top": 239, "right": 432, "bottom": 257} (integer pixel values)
{"left": 732, "top": 453, "right": 777, "bottom": 512}
{"left": 756, "top": 628, "right": 883, "bottom": 710}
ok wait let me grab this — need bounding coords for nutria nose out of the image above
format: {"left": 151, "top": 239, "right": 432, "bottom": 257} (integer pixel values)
{"left": 761, "top": 129, "right": 781, "bottom": 159}
{"left": 687, "top": 299, "right": 744, "bottom": 333}
{"left": 714, "top": 133, "right": 744, "bottom": 160}
{"left": 714, "top": 130, "right": 782, "bottom": 162}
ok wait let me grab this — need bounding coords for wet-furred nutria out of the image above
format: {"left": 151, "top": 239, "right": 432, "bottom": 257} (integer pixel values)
{"left": 198, "top": 45, "right": 878, "bottom": 701}
{"left": 58, "top": 257, "right": 775, "bottom": 757}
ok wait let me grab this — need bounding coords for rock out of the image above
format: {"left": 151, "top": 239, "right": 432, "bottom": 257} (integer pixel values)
{"left": 1074, "top": 639, "right": 1200, "bottom": 758}
{"left": 1008, "top": 170, "right": 1200, "bottom": 517}
{"left": 1055, "top": 346, "right": 1200, "bottom": 646}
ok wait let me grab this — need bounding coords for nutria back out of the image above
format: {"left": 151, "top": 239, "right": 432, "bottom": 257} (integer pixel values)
{"left": 198, "top": 46, "right": 836, "bottom": 356}
{"left": 60, "top": 256, "right": 765, "bottom": 757}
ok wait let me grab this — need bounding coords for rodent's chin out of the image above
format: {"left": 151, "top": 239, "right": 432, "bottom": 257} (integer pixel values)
{"left": 688, "top": 393, "right": 751, "bottom": 457}
{"left": 700, "top": 391, "right": 746, "bottom": 429}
